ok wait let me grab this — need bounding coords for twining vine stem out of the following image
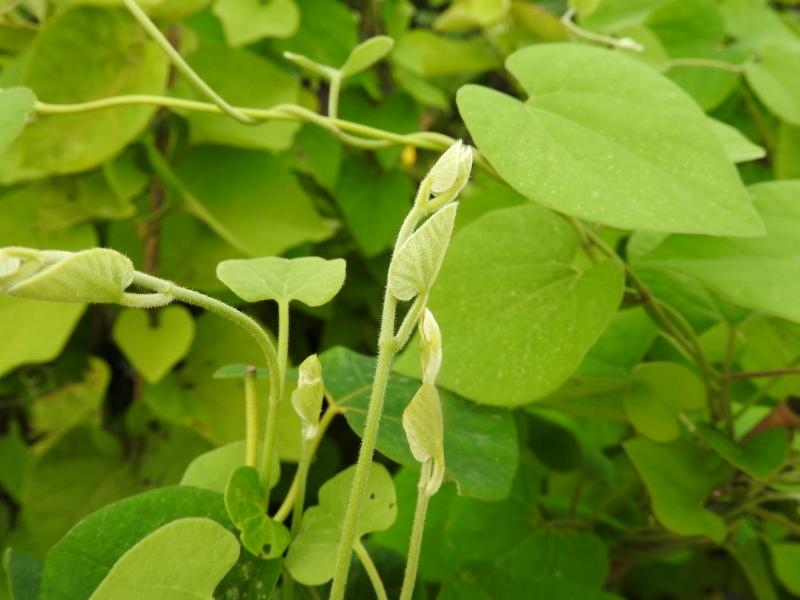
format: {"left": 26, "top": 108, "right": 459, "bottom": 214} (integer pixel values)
{"left": 399, "top": 460, "right": 432, "bottom": 600}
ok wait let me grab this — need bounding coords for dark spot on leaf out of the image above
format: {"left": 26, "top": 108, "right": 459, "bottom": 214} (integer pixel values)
{"left": 262, "top": 543, "right": 272, "bottom": 556}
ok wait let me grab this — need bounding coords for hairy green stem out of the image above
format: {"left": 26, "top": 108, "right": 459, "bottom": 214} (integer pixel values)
{"left": 131, "top": 272, "right": 281, "bottom": 488}
{"left": 261, "top": 300, "right": 291, "bottom": 506}
{"left": 329, "top": 197, "right": 429, "bottom": 599}
{"left": 329, "top": 296, "right": 397, "bottom": 600}
{"left": 273, "top": 404, "right": 340, "bottom": 523}
{"left": 353, "top": 541, "right": 388, "bottom": 600}
{"left": 399, "top": 461, "right": 433, "bottom": 600}
{"left": 121, "top": 0, "right": 253, "bottom": 124}
{"left": 284, "top": 434, "right": 311, "bottom": 600}
{"left": 244, "top": 367, "right": 259, "bottom": 468}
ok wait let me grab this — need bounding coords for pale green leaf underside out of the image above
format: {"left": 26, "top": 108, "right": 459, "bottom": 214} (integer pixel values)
{"left": 217, "top": 255, "right": 346, "bottom": 306}
{"left": 397, "top": 203, "right": 624, "bottom": 406}
{"left": 3, "top": 248, "right": 134, "bottom": 304}
{"left": 89, "top": 517, "right": 239, "bottom": 600}
{"left": 457, "top": 43, "right": 763, "bottom": 236}
{"left": 389, "top": 203, "right": 458, "bottom": 301}
{"left": 284, "top": 463, "right": 396, "bottom": 585}
{"left": 632, "top": 180, "right": 800, "bottom": 324}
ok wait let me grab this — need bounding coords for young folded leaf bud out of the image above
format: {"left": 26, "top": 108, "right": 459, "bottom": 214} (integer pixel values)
{"left": 0, "top": 247, "right": 135, "bottom": 304}
{"left": 419, "top": 309, "right": 442, "bottom": 384}
{"left": 388, "top": 202, "right": 458, "bottom": 302}
{"left": 402, "top": 382, "right": 445, "bottom": 496}
{"left": 291, "top": 354, "right": 324, "bottom": 440}
{"left": 426, "top": 141, "right": 473, "bottom": 208}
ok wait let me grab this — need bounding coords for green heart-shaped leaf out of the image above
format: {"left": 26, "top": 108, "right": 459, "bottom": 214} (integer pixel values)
{"left": 224, "top": 466, "right": 290, "bottom": 559}
{"left": 89, "top": 517, "right": 239, "bottom": 600}
{"left": 624, "top": 362, "right": 705, "bottom": 442}
{"left": 182, "top": 441, "right": 281, "bottom": 493}
{"left": 213, "top": 0, "right": 299, "bottom": 47}
{"left": 321, "top": 347, "right": 518, "bottom": 501}
{"left": 457, "top": 43, "right": 764, "bottom": 236}
{"left": 112, "top": 305, "right": 195, "bottom": 384}
{"left": 284, "top": 463, "right": 396, "bottom": 585}
{"left": 624, "top": 437, "right": 730, "bottom": 542}
{"left": 396, "top": 203, "right": 624, "bottom": 406}
{"left": 217, "top": 255, "right": 346, "bottom": 306}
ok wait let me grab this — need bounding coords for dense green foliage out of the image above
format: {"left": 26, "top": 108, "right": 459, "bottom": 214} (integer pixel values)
{"left": 1, "top": 0, "right": 800, "bottom": 598}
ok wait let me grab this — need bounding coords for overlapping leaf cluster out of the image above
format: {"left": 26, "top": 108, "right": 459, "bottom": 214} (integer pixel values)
{"left": 1, "top": 0, "right": 800, "bottom": 599}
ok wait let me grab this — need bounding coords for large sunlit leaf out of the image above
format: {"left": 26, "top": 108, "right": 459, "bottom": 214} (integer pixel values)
{"left": 39, "top": 486, "right": 229, "bottom": 600}
{"left": 632, "top": 181, "right": 800, "bottom": 324}
{"left": 457, "top": 43, "right": 764, "bottom": 236}
{"left": 396, "top": 203, "right": 624, "bottom": 407}
{"left": 0, "top": 7, "right": 168, "bottom": 183}
{"left": 89, "top": 518, "right": 239, "bottom": 600}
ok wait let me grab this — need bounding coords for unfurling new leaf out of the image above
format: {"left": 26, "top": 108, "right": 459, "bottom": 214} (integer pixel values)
{"left": 426, "top": 139, "right": 473, "bottom": 202}
{"left": 0, "top": 247, "right": 134, "bottom": 304}
{"left": 419, "top": 308, "right": 442, "bottom": 384}
{"left": 388, "top": 203, "right": 458, "bottom": 301}
{"left": 403, "top": 382, "right": 445, "bottom": 496}
{"left": 291, "top": 354, "right": 324, "bottom": 439}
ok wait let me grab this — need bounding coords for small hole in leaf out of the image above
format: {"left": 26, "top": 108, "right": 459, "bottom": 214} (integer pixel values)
{"left": 262, "top": 543, "right": 272, "bottom": 555}
{"left": 369, "top": 493, "right": 376, "bottom": 500}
